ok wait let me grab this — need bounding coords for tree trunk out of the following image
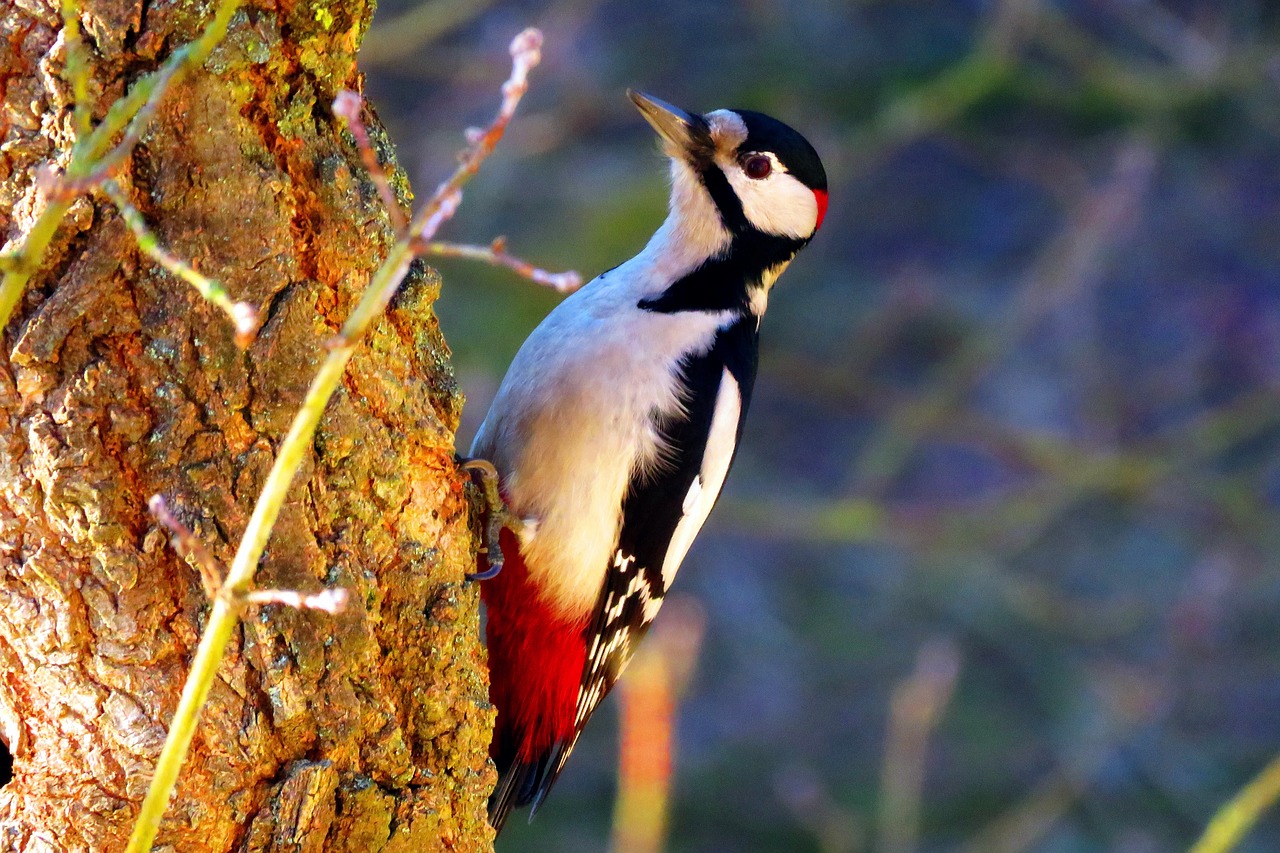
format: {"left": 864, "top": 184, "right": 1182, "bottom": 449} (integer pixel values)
{"left": 0, "top": 2, "right": 494, "bottom": 850}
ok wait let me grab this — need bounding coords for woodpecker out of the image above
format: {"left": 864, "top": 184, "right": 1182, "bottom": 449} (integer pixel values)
{"left": 468, "top": 91, "right": 827, "bottom": 833}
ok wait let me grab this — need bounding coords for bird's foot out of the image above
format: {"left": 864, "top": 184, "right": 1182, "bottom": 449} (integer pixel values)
{"left": 460, "top": 457, "right": 525, "bottom": 581}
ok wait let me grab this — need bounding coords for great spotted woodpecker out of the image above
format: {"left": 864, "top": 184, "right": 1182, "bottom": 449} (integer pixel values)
{"left": 468, "top": 91, "right": 827, "bottom": 832}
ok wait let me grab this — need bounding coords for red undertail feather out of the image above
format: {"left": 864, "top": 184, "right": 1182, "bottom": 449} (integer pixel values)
{"left": 481, "top": 527, "right": 588, "bottom": 832}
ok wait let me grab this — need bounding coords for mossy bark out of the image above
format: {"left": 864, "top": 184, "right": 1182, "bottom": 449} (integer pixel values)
{"left": 0, "top": 1, "right": 494, "bottom": 850}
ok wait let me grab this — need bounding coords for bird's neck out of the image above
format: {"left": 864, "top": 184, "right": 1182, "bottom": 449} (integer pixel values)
{"left": 636, "top": 209, "right": 803, "bottom": 315}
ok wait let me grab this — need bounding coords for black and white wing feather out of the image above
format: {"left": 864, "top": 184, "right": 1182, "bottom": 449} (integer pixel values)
{"left": 553, "top": 317, "right": 760, "bottom": 784}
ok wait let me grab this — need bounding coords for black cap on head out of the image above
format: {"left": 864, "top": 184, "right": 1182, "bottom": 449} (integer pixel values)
{"left": 734, "top": 110, "right": 827, "bottom": 192}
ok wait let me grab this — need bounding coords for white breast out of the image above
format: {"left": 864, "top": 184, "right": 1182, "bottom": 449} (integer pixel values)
{"left": 471, "top": 262, "right": 735, "bottom": 618}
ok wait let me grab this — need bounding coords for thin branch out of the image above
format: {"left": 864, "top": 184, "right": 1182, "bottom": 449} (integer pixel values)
{"left": 326, "top": 28, "right": 544, "bottom": 349}
{"left": 59, "top": 0, "right": 93, "bottom": 139}
{"left": 105, "top": 181, "right": 258, "bottom": 347}
{"left": 417, "top": 236, "right": 583, "bottom": 292}
{"left": 148, "top": 495, "right": 224, "bottom": 600}
{"left": 332, "top": 89, "right": 406, "bottom": 234}
{"left": 415, "top": 28, "right": 542, "bottom": 240}
{"left": 125, "top": 28, "right": 544, "bottom": 853}
{"left": 0, "top": 0, "right": 244, "bottom": 335}
{"left": 65, "top": 56, "right": 188, "bottom": 192}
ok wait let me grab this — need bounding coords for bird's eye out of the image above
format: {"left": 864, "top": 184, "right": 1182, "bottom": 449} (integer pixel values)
{"left": 743, "top": 155, "right": 772, "bottom": 180}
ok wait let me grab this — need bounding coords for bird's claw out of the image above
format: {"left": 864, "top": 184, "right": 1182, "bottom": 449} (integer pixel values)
{"left": 460, "top": 457, "right": 523, "bottom": 581}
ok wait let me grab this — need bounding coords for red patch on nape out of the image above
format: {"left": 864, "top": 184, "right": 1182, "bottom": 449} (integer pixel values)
{"left": 813, "top": 189, "right": 829, "bottom": 231}
{"left": 481, "top": 528, "right": 588, "bottom": 762}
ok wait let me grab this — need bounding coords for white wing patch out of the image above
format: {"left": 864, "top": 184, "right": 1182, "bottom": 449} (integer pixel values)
{"left": 682, "top": 476, "right": 703, "bottom": 514}
{"left": 652, "top": 368, "right": 742, "bottom": 618}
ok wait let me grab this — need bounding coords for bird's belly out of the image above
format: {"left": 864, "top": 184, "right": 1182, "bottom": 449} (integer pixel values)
{"left": 509, "top": 368, "right": 672, "bottom": 617}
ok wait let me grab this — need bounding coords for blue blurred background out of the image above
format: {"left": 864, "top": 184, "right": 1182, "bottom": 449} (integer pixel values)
{"left": 362, "top": 1, "right": 1280, "bottom": 850}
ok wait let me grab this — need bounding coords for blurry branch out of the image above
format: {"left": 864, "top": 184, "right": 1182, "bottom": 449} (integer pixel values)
{"left": 965, "top": 662, "right": 1170, "bottom": 853}
{"left": 964, "top": 770, "right": 1086, "bottom": 853}
{"left": 774, "top": 765, "right": 862, "bottom": 853}
{"left": 126, "top": 29, "right": 548, "bottom": 853}
{"left": 718, "top": 386, "right": 1280, "bottom": 645}
{"left": 1189, "top": 754, "right": 1280, "bottom": 853}
{"left": 1025, "top": 0, "right": 1280, "bottom": 140}
{"left": 846, "top": 139, "right": 1157, "bottom": 497}
{"left": 720, "top": 496, "right": 885, "bottom": 545}
{"left": 720, "top": 387, "right": 1280, "bottom": 555}
{"left": 360, "top": 0, "right": 498, "bottom": 65}
{"left": 876, "top": 639, "right": 960, "bottom": 853}
{"left": 843, "top": 0, "right": 1280, "bottom": 182}
{"left": 610, "top": 597, "right": 705, "bottom": 853}
{"left": 848, "top": 0, "right": 1032, "bottom": 171}
{"left": 104, "top": 180, "right": 258, "bottom": 346}
{"left": 1105, "top": 0, "right": 1222, "bottom": 74}
{"left": 0, "top": 0, "right": 243, "bottom": 333}
{"left": 1031, "top": 0, "right": 1263, "bottom": 92}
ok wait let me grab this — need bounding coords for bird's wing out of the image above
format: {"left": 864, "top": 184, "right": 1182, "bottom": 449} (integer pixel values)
{"left": 545, "top": 316, "right": 760, "bottom": 792}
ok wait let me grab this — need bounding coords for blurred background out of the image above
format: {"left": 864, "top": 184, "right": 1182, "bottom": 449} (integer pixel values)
{"left": 361, "top": 1, "right": 1280, "bottom": 850}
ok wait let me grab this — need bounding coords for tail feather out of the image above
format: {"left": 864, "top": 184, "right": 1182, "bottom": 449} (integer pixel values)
{"left": 487, "top": 740, "right": 572, "bottom": 833}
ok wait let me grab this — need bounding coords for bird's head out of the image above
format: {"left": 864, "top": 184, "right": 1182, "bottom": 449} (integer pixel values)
{"left": 628, "top": 90, "right": 828, "bottom": 244}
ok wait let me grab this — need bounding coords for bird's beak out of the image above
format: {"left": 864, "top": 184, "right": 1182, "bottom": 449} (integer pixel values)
{"left": 628, "top": 90, "right": 712, "bottom": 162}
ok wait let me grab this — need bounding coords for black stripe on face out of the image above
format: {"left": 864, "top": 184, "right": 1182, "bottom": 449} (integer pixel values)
{"left": 697, "top": 162, "right": 749, "bottom": 234}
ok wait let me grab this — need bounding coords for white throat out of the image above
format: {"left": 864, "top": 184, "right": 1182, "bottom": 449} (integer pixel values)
{"left": 636, "top": 158, "right": 731, "bottom": 284}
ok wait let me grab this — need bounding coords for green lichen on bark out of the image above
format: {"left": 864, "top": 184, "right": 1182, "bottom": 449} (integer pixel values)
{"left": 0, "top": 1, "right": 494, "bottom": 850}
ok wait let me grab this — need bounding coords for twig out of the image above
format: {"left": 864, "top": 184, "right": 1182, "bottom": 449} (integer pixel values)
{"left": 328, "top": 28, "right": 544, "bottom": 339}
{"left": 0, "top": 0, "right": 244, "bottom": 336}
{"left": 150, "top": 495, "right": 346, "bottom": 613}
{"left": 418, "top": 237, "right": 583, "bottom": 292}
{"left": 105, "top": 181, "right": 258, "bottom": 347}
{"left": 125, "top": 28, "right": 544, "bottom": 853}
{"left": 963, "top": 773, "right": 1085, "bottom": 853}
{"left": 333, "top": 33, "right": 577, "bottom": 300}
{"left": 419, "top": 28, "right": 542, "bottom": 238}
{"left": 148, "top": 495, "right": 224, "bottom": 599}
{"left": 243, "top": 588, "right": 349, "bottom": 614}
{"left": 66, "top": 57, "right": 188, "bottom": 192}
{"left": 332, "top": 90, "right": 407, "bottom": 234}
{"left": 1189, "top": 753, "right": 1280, "bottom": 853}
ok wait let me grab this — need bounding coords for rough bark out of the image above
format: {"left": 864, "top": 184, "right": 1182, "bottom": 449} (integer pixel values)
{"left": 0, "top": 1, "right": 494, "bottom": 851}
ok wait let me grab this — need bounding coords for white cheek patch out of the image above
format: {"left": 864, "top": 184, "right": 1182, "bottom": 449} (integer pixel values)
{"left": 722, "top": 153, "right": 820, "bottom": 239}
